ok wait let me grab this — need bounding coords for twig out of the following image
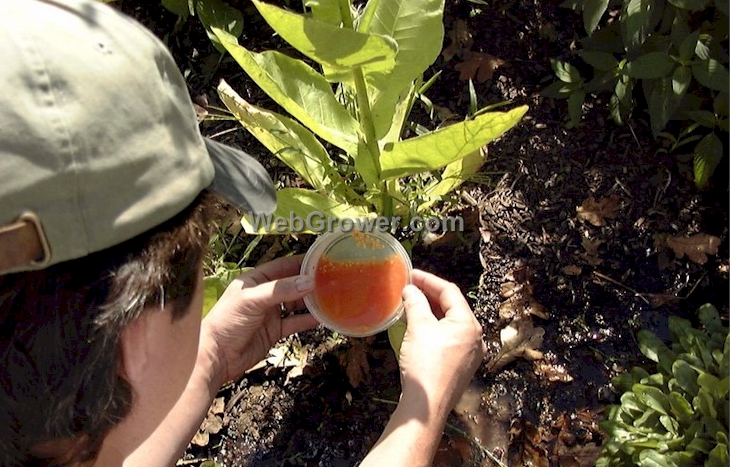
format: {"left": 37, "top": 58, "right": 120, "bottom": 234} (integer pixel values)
{"left": 176, "top": 458, "right": 212, "bottom": 466}
{"left": 592, "top": 271, "right": 651, "bottom": 305}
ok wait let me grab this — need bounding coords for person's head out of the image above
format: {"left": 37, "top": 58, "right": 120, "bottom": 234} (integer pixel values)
{"left": 0, "top": 1, "right": 275, "bottom": 465}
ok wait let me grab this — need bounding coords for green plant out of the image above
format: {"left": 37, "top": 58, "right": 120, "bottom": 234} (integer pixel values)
{"left": 210, "top": 0, "right": 527, "bottom": 239}
{"left": 162, "top": 0, "right": 244, "bottom": 52}
{"left": 543, "top": 0, "right": 728, "bottom": 189}
{"left": 597, "top": 304, "right": 729, "bottom": 467}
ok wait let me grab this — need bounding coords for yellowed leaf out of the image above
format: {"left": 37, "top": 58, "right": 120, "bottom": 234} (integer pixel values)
{"left": 665, "top": 234, "right": 721, "bottom": 265}
{"left": 576, "top": 194, "right": 620, "bottom": 226}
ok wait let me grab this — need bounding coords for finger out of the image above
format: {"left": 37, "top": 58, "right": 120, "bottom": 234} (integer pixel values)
{"left": 410, "top": 269, "right": 473, "bottom": 320}
{"left": 242, "top": 274, "right": 314, "bottom": 312}
{"left": 402, "top": 284, "right": 437, "bottom": 328}
{"left": 281, "top": 313, "right": 319, "bottom": 337}
{"left": 240, "top": 255, "right": 305, "bottom": 286}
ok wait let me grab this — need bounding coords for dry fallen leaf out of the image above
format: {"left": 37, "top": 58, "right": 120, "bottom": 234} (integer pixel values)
{"left": 576, "top": 194, "right": 620, "bottom": 227}
{"left": 534, "top": 361, "right": 574, "bottom": 382}
{"left": 563, "top": 265, "right": 583, "bottom": 275}
{"left": 340, "top": 339, "right": 371, "bottom": 388}
{"left": 442, "top": 19, "right": 473, "bottom": 62}
{"left": 454, "top": 51, "right": 507, "bottom": 82}
{"left": 487, "top": 318, "right": 544, "bottom": 373}
{"left": 665, "top": 234, "right": 721, "bottom": 265}
{"left": 192, "top": 396, "right": 226, "bottom": 447}
{"left": 580, "top": 237, "right": 604, "bottom": 266}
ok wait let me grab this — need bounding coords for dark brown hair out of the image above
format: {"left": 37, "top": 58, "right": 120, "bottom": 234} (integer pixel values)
{"left": 0, "top": 191, "right": 218, "bottom": 466}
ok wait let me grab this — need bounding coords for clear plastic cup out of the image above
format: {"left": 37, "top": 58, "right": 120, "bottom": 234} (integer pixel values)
{"left": 300, "top": 229, "right": 412, "bottom": 337}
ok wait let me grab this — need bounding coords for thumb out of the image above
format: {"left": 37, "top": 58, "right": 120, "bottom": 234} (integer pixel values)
{"left": 402, "top": 284, "right": 437, "bottom": 328}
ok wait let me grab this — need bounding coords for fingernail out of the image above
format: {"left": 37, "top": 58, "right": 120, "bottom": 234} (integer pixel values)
{"left": 295, "top": 275, "right": 314, "bottom": 292}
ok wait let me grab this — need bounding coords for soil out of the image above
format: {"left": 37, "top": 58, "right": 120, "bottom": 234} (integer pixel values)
{"left": 119, "top": 1, "right": 729, "bottom": 466}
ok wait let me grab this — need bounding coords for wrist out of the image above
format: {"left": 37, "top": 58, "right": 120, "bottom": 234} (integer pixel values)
{"left": 195, "top": 325, "right": 227, "bottom": 393}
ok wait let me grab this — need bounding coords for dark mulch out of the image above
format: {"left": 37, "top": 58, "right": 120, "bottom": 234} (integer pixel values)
{"left": 119, "top": 1, "right": 728, "bottom": 466}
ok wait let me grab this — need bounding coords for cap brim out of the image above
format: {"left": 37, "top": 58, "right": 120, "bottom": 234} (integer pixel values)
{"left": 204, "top": 138, "right": 277, "bottom": 214}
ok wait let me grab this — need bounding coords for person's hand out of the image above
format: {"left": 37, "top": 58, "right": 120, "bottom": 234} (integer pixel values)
{"left": 200, "top": 255, "right": 318, "bottom": 388}
{"left": 397, "top": 269, "right": 486, "bottom": 414}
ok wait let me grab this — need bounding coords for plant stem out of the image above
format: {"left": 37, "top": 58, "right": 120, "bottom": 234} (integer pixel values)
{"left": 337, "top": 0, "right": 393, "bottom": 220}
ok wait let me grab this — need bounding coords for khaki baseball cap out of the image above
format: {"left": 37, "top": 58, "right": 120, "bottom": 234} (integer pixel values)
{"left": 0, "top": 0, "right": 276, "bottom": 275}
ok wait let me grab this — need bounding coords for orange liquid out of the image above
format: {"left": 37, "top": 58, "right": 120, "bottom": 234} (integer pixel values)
{"left": 314, "top": 254, "right": 408, "bottom": 334}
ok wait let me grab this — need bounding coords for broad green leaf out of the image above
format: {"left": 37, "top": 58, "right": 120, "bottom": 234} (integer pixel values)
{"left": 252, "top": 0, "right": 397, "bottom": 74}
{"left": 633, "top": 408, "right": 661, "bottom": 428}
{"left": 621, "top": 391, "right": 646, "bottom": 413}
{"left": 634, "top": 384, "right": 670, "bottom": 415}
{"left": 692, "top": 59, "right": 730, "bottom": 92}
{"left": 541, "top": 80, "right": 580, "bottom": 98}
{"left": 203, "top": 266, "right": 247, "bottom": 316}
{"left": 552, "top": 59, "right": 582, "bottom": 83}
{"left": 693, "top": 132, "right": 723, "bottom": 189}
{"left": 673, "top": 359, "right": 699, "bottom": 396}
{"left": 698, "top": 372, "right": 727, "bottom": 399}
{"left": 698, "top": 303, "right": 724, "bottom": 333}
{"left": 567, "top": 90, "right": 586, "bottom": 128}
{"left": 379, "top": 106, "right": 528, "bottom": 179}
{"left": 217, "top": 80, "right": 346, "bottom": 195}
{"left": 659, "top": 414, "right": 679, "bottom": 434}
{"left": 668, "top": 391, "right": 695, "bottom": 421}
{"left": 686, "top": 110, "right": 717, "bottom": 128}
{"left": 162, "top": 0, "right": 193, "bottom": 17}
{"left": 703, "top": 416, "right": 726, "bottom": 440}
{"left": 638, "top": 450, "right": 680, "bottom": 467}
{"left": 693, "top": 388, "right": 717, "bottom": 418}
{"left": 420, "top": 149, "right": 486, "bottom": 211}
{"left": 580, "top": 50, "right": 619, "bottom": 70}
{"left": 625, "top": 52, "right": 675, "bottom": 79}
{"left": 359, "top": 0, "right": 445, "bottom": 138}
{"left": 649, "top": 77, "right": 680, "bottom": 136}
{"left": 667, "top": 0, "right": 712, "bottom": 10}
{"left": 714, "top": 92, "right": 729, "bottom": 117}
{"left": 583, "top": 0, "right": 609, "bottom": 35}
{"left": 355, "top": 140, "right": 380, "bottom": 187}
{"left": 638, "top": 330, "right": 670, "bottom": 363}
{"left": 241, "top": 188, "right": 372, "bottom": 234}
{"left": 707, "top": 443, "right": 729, "bottom": 467}
{"left": 213, "top": 28, "right": 359, "bottom": 154}
{"left": 304, "top": 0, "right": 342, "bottom": 26}
{"left": 679, "top": 30, "right": 700, "bottom": 61}
{"left": 622, "top": 0, "right": 660, "bottom": 50}
{"left": 672, "top": 66, "right": 691, "bottom": 97}
{"left": 687, "top": 437, "right": 713, "bottom": 454}
{"left": 387, "top": 319, "right": 406, "bottom": 359}
{"left": 196, "top": 0, "right": 244, "bottom": 53}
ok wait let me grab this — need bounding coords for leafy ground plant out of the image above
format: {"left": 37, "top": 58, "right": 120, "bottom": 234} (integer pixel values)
{"left": 210, "top": 0, "right": 527, "bottom": 238}
{"left": 597, "top": 304, "right": 729, "bottom": 467}
{"left": 544, "top": 0, "right": 728, "bottom": 189}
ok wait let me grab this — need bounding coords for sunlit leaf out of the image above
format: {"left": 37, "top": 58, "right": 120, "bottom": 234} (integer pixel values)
{"left": 583, "top": 0, "right": 609, "bottom": 35}
{"left": 692, "top": 59, "right": 730, "bottom": 92}
{"left": 379, "top": 106, "right": 528, "bottom": 179}
{"left": 359, "top": 0, "right": 446, "bottom": 138}
{"left": 252, "top": 0, "right": 397, "bottom": 74}
{"left": 217, "top": 80, "right": 347, "bottom": 196}
{"left": 241, "top": 188, "right": 372, "bottom": 234}
{"left": 212, "top": 27, "right": 359, "bottom": 153}
{"left": 693, "top": 133, "right": 724, "bottom": 189}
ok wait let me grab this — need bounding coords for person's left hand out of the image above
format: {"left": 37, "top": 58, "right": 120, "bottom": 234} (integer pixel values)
{"left": 200, "top": 255, "right": 318, "bottom": 388}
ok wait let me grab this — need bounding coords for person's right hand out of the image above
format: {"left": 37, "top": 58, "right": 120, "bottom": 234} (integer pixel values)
{"left": 397, "top": 269, "right": 486, "bottom": 415}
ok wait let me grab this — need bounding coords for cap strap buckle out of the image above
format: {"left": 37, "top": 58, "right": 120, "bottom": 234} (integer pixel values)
{"left": 0, "top": 212, "right": 52, "bottom": 275}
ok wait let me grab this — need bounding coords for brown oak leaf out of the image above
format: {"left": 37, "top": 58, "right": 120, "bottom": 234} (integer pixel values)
{"left": 454, "top": 51, "right": 507, "bottom": 82}
{"left": 442, "top": 19, "right": 473, "bottom": 62}
{"left": 576, "top": 194, "right": 620, "bottom": 227}
{"left": 665, "top": 234, "right": 721, "bottom": 265}
{"left": 487, "top": 318, "right": 544, "bottom": 373}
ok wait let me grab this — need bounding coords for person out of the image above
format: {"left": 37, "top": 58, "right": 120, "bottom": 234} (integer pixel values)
{"left": 0, "top": 1, "right": 486, "bottom": 466}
